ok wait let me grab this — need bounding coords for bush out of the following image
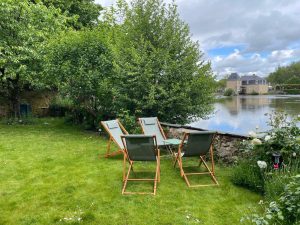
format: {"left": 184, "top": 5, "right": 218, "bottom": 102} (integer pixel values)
{"left": 250, "top": 91, "right": 259, "bottom": 95}
{"left": 224, "top": 88, "right": 235, "bottom": 96}
{"left": 242, "top": 175, "right": 300, "bottom": 225}
{"left": 231, "top": 159, "right": 264, "bottom": 193}
{"left": 232, "top": 111, "right": 300, "bottom": 196}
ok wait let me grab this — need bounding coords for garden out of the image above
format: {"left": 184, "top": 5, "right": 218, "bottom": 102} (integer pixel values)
{"left": 0, "top": 0, "right": 300, "bottom": 224}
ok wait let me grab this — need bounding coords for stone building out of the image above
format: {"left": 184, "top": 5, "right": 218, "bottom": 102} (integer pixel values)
{"left": 226, "top": 73, "right": 268, "bottom": 94}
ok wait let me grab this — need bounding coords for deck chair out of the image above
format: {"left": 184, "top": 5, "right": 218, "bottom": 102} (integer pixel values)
{"left": 101, "top": 119, "right": 128, "bottom": 158}
{"left": 138, "top": 117, "right": 180, "bottom": 155}
{"left": 121, "top": 135, "right": 160, "bottom": 195}
{"left": 174, "top": 131, "right": 219, "bottom": 187}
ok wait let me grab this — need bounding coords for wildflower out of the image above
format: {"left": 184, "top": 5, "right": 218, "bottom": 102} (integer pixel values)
{"left": 251, "top": 138, "right": 262, "bottom": 145}
{"left": 248, "top": 131, "right": 257, "bottom": 138}
{"left": 257, "top": 160, "right": 267, "bottom": 169}
{"left": 292, "top": 152, "right": 296, "bottom": 157}
{"left": 264, "top": 135, "right": 271, "bottom": 141}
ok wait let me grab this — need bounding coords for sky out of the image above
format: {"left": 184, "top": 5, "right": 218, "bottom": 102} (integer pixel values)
{"left": 95, "top": 0, "right": 300, "bottom": 79}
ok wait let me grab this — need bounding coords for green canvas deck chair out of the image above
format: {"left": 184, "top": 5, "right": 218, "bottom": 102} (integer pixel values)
{"left": 121, "top": 135, "right": 160, "bottom": 195}
{"left": 174, "top": 131, "right": 219, "bottom": 187}
{"left": 138, "top": 117, "right": 180, "bottom": 154}
{"left": 101, "top": 119, "right": 128, "bottom": 158}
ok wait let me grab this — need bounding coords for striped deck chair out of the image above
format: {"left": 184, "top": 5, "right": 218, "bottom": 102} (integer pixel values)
{"left": 138, "top": 117, "right": 181, "bottom": 155}
{"left": 101, "top": 119, "right": 128, "bottom": 158}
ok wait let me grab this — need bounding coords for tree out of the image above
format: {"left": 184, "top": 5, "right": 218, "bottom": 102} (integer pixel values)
{"left": 268, "top": 61, "right": 300, "bottom": 85}
{"left": 104, "top": 0, "right": 216, "bottom": 124}
{"left": 44, "top": 30, "right": 115, "bottom": 126}
{"left": 0, "top": 0, "right": 67, "bottom": 117}
{"left": 31, "top": 0, "right": 103, "bottom": 29}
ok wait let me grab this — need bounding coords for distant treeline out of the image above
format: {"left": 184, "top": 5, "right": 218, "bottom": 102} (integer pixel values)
{"left": 268, "top": 61, "right": 300, "bottom": 85}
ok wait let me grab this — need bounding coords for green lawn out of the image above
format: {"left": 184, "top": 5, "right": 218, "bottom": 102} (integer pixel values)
{"left": 0, "top": 118, "right": 261, "bottom": 225}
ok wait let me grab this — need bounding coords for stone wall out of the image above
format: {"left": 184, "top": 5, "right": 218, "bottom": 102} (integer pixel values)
{"left": 244, "top": 84, "right": 268, "bottom": 94}
{"left": 0, "top": 90, "right": 56, "bottom": 117}
{"left": 226, "top": 80, "right": 241, "bottom": 93}
{"left": 165, "top": 127, "right": 246, "bottom": 164}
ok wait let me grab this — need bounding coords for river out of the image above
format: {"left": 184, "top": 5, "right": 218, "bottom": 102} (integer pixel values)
{"left": 190, "top": 95, "right": 300, "bottom": 135}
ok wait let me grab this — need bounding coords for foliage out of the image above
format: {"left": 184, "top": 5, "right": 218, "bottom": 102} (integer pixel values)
{"left": 32, "top": 0, "right": 103, "bottom": 29}
{"left": 103, "top": 0, "right": 216, "bottom": 124}
{"left": 242, "top": 175, "right": 300, "bottom": 225}
{"left": 216, "top": 78, "right": 227, "bottom": 89}
{"left": 268, "top": 61, "right": 300, "bottom": 85}
{"left": 117, "top": 109, "right": 142, "bottom": 133}
{"left": 231, "top": 159, "right": 265, "bottom": 193}
{"left": 264, "top": 161, "right": 300, "bottom": 201}
{"left": 232, "top": 111, "right": 300, "bottom": 196}
{"left": 44, "top": 29, "right": 115, "bottom": 128}
{"left": 224, "top": 88, "right": 235, "bottom": 96}
{"left": 0, "top": 0, "right": 67, "bottom": 117}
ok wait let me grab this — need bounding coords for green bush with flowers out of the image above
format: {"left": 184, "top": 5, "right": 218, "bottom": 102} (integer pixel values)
{"left": 232, "top": 111, "right": 300, "bottom": 224}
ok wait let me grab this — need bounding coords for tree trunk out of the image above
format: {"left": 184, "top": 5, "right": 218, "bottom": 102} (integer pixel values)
{"left": 7, "top": 74, "right": 21, "bottom": 118}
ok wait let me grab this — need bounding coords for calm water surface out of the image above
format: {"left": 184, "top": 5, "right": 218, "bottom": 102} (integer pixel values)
{"left": 190, "top": 95, "right": 300, "bottom": 135}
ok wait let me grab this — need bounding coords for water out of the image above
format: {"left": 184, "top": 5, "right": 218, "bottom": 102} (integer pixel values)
{"left": 190, "top": 95, "right": 300, "bottom": 135}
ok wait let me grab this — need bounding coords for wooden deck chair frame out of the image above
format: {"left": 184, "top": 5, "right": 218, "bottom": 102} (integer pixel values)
{"left": 121, "top": 135, "right": 160, "bottom": 195}
{"left": 138, "top": 117, "right": 173, "bottom": 155}
{"left": 174, "top": 132, "right": 219, "bottom": 187}
{"left": 101, "top": 119, "right": 128, "bottom": 158}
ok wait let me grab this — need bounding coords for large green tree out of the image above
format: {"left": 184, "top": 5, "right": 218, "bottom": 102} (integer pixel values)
{"left": 0, "top": 0, "right": 67, "bottom": 116}
{"left": 44, "top": 30, "right": 115, "bottom": 125}
{"left": 104, "top": 0, "right": 216, "bottom": 124}
{"left": 268, "top": 61, "right": 300, "bottom": 84}
{"left": 31, "top": 0, "right": 102, "bottom": 29}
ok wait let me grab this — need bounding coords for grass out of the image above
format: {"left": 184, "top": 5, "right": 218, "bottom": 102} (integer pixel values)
{"left": 0, "top": 118, "right": 261, "bottom": 225}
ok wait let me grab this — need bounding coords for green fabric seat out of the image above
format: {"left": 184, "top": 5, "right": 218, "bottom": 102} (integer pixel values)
{"left": 139, "top": 117, "right": 181, "bottom": 147}
{"left": 183, "top": 131, "right": 215, "bottom": 157}
{"left": 122, "top": 135, "right": 157, "bottom": 161}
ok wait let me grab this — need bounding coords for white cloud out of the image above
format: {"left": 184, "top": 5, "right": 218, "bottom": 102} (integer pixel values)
{"left": 211, "top": 48, "right": 300, "bottom": 77}
{"left": 95, "top": 0, "right": 300, "bottom": 77}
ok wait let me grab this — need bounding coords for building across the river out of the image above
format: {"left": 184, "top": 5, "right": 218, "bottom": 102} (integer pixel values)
{"left": 226, "top": 73, "right": 268, "bottom": 94}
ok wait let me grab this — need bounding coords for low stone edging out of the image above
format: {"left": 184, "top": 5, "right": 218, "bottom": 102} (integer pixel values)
{"left": 161, "top": 122, "right": 248, "bottom": 164}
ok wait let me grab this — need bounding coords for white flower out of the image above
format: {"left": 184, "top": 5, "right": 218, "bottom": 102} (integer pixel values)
{"left": 257, "top": 160, "right": 267, "bottom": 169}
{"left": 252, "top": 138, "right": 262, "bottom": 145}
{"left": 264, "top": 135, "right": 271, "bottom": 141}
{"left": 292, "top": 152, "right": 297, "bottom": 157}
{"left": 248, "top": 131, "right": 257, "bottom": 138}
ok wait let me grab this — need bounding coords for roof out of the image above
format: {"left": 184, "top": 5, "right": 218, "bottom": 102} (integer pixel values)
{"left": 227, "top": 73, "right": 240, "bottom": 80}
{"left": 241, "top": 74, "right": 266, "bottom": 81}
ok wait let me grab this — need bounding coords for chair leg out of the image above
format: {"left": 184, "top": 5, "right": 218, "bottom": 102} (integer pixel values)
{"left": 105, "top": 137, "right": 112, "bottom": 158}
{"left": 122, "top": 162, "right": 133, "bottom": 194}
{"left": 178, "top": 156, "right": 191, "bottom": 187}
{"left": 173, "top": 153, "right": 179, "bottom": 167}
{"left": 200, "top": 156, "right": 219, "bottom": 185}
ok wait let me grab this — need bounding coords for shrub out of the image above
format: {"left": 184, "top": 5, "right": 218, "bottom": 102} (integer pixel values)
{"left": 233, "top": 111, "right": 300, "bottom": 197}
{"left": 231, "top": 159, "right": 265, "bottom": 194}
{"left": 224, "top": 88, "right": 235, "bottom": 96}
{"left": 242, "top": 175, "right": 300, "bottom": 225}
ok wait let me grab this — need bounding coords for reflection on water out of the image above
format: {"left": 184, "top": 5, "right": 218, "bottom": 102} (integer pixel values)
{"left": 190, "top": 95, "right": 300, "bottom": 135}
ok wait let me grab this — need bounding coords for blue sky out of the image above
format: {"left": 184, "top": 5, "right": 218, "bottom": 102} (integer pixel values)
{"left": 96, "top": 0, "right": 300, "bottom": 78}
